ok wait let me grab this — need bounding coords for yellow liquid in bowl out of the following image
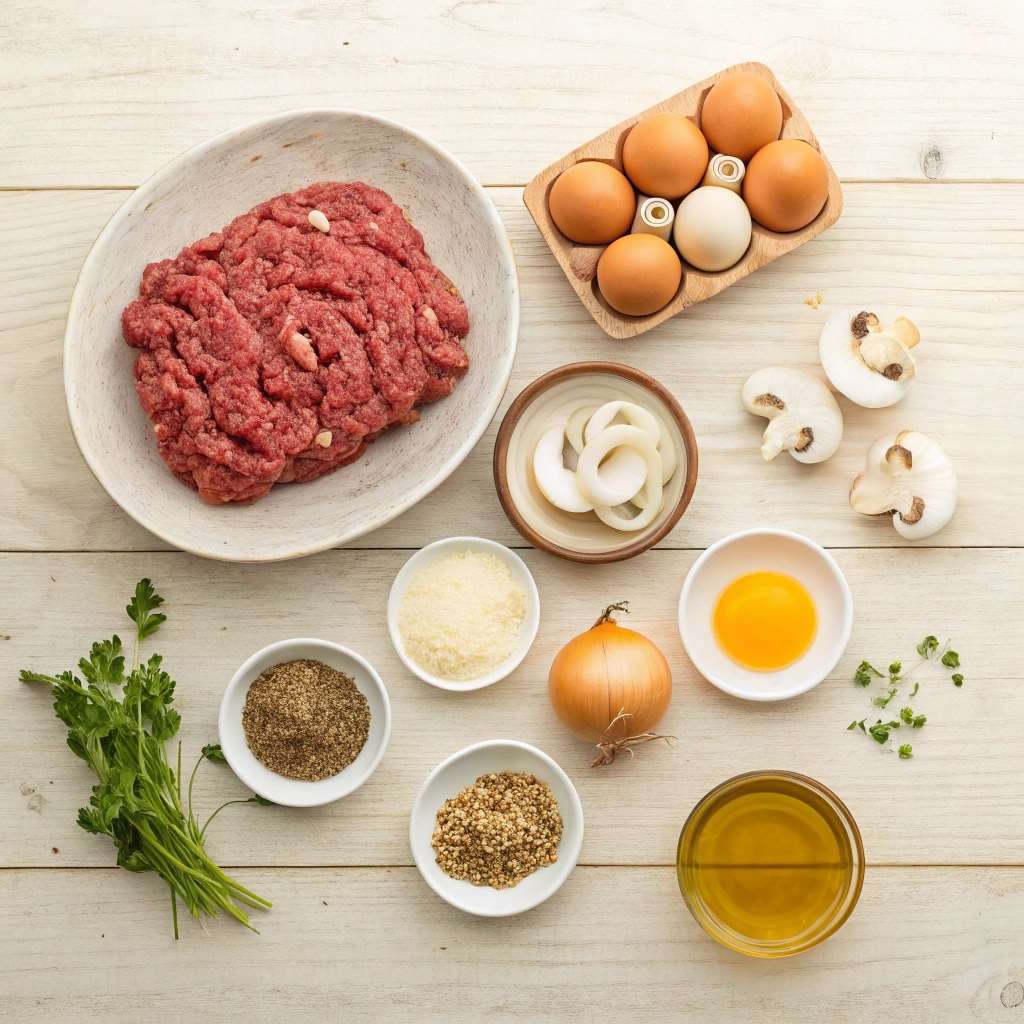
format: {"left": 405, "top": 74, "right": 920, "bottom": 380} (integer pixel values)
{"left": 713, "top": 571, "right": 816, "bottom": 670}
{"left": 677, "top": 773, "right": 862, "bottom": 957}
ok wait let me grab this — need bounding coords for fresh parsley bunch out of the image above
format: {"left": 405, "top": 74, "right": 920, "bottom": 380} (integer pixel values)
{"left": 21, "top": 580, "right": 271, "bottom": 937}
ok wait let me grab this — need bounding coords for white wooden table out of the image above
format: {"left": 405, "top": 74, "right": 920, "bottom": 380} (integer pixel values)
{"left": 2, "top": 3, "right": 1023, "bottom": 1020}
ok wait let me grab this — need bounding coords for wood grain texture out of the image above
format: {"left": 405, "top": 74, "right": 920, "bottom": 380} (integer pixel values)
{"left": 1, "top": 1, "right": 1022, "bottom": 187}
{"left": 1, "top": 184, "right": 1021, "bottom": 552}
{"left": 2, "top": 865, "right": 1022, "bottom": 1023}
{"left": 3, "top": 549, "right": 1019, "bottom": 868}
{"left": 2, "top": 3, "right": 1023, "bottom": 1017}
{"left": 523, "top": 61, "right": 844, "bottom": 338}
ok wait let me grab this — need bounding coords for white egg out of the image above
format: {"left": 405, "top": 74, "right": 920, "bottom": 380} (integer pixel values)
{"left": 673, "top": 186, "right": 752, "bottom": 272}
{"left": 532, "top": 422, "right": 594, "bottom": 513}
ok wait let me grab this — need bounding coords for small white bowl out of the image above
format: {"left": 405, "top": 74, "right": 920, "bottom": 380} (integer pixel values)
{"left": 679, "top": 528, "right": 853, "bottom": 702}
{"left": 387, "top": 536, "right": 541, "bottom": 691}
{"left": 409, "top": 740, "right": 584, "bottom": 916}
{"left": 218, "top": 638, "right": 391, "bottom": 807}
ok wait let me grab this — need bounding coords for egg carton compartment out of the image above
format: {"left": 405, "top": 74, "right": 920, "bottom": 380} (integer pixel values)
{"left": 523, "top": 62, "right": 843, "bottom": 340}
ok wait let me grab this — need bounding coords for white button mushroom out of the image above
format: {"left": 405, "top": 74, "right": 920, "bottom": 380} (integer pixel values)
{"left": 849, "top": 430, "right": 957, "bottom": 540}
{"left": 819, "top": 308, "right": 921, "bottom": 408}
{"left": 741, "top": 367, "right": 844, "bottom": 464}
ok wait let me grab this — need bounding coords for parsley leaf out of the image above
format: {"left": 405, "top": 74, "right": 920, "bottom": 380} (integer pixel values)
{"left": 899, "top": 706, "right": 926, "bottom": 729}
{"left": 941, "top": 650, "right": 960, "bottom": 669}
{"left": 898, "top": 744, "right": 914, "bottom": 759}
{"left": 854, "top": 661, "right": 883, "bottom": 687}
{"left": 916, "top": 635, "right": 939, "bottom": 658}
{"left": 868, "top": 720, "right": 892, "bottom": 744}
{"left": 952, "top": 673, "right": 964, "bottom": 687}
{"left": 873, "top": 686, "right": 898, "bottom": 709}
{"left": 126, "top": 578, "right": 167, "bottom": 644}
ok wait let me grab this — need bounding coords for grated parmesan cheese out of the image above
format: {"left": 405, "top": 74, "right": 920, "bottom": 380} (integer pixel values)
{"left": 398, "top": 550, "right": 527, "bottom": 681}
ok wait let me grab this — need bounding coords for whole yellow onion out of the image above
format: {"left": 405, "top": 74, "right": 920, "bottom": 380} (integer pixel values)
{"left": 548, "top": 602, "right": 673, "bottom": 766}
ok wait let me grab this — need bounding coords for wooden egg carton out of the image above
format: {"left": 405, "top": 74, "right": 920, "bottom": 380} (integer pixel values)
{"left": 523, "top": 61, "right": 843, "bottom": 340}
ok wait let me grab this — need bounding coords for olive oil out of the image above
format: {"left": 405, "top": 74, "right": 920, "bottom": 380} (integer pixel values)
{"left": 677, "top": 772, "right": 863, "bottom": 957}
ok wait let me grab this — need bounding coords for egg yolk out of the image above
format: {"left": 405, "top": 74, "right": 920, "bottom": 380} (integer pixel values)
{"left": 713, "top": 571, "right": 816, "bottom": 671}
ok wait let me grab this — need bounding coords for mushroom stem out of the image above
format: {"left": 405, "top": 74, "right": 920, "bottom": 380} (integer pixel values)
{"left": 761, "top": 416, "right": 810, "bottom": 461}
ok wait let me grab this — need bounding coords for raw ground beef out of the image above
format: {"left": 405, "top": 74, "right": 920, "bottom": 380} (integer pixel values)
{"left": 121, "top": 181, "right": 470, "bottom": 503}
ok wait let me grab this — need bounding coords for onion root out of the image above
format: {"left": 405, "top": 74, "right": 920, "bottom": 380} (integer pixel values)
{"left": 590, "top": 708, "right": 675, "bottom": 768}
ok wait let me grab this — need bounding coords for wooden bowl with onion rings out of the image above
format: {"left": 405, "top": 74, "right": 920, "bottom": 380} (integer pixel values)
{"left": 493, "top": 362, "right": 698, "bottom": 563}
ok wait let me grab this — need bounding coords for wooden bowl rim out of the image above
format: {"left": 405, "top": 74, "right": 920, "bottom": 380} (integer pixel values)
{"left": 492, "top": 361, "right": 699, "bottom": 563}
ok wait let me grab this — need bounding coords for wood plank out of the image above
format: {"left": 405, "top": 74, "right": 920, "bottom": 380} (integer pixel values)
{"left": 2, "top": 865, "right": 1022, "bottom": 1022}
{"left": 2, "top": 549, "right": 1018, "bottom": 868}
{"left": 1, "top": 1, "right": 1022, "bottom": 186}
{"left": 1, "top": 185, "right": 1020, "bottom": 551}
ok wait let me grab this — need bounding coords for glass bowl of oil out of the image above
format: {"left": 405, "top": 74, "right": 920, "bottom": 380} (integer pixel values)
{"left": 676, "top": 770, "right": 864, "bottom": 958}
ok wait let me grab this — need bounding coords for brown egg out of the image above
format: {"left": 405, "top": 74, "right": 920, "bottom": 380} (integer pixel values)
{"left": 597, "top": 234, "right": 682, "bottom": 316}
{"left": 548, "top": 161, "right": 636, "bottom": 245}
{"left": 622, "top": 113, "right": 709, "bottom": 200}
{"left": 743, "top": 139, "right": 829, "bottom": 233}
{"left": 700, "top": 72, "right": 783, "bottom": 161}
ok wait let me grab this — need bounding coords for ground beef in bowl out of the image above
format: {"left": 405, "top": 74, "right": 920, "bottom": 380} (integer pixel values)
{"left": 121, "top": 181, "right": 470, "bottom": 504}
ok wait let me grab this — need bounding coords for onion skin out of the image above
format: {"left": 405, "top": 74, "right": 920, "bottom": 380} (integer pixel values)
{"left": 548, "top": 604, "right": 672, "bottom": 744}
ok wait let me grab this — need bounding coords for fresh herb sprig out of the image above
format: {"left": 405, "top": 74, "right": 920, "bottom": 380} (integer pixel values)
{"left": 20, "top": 580, "right": 271, "bottom": 938}
{"left": 854, "top": 661, "right": 883, "bottom": 687}
{"left": 847, "top": 634, "right": 964, "bottom": 758}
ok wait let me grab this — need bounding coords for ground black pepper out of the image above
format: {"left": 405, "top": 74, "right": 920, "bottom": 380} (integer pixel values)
{"left": 242, "top": 658, "right": 370, "bottom": 781}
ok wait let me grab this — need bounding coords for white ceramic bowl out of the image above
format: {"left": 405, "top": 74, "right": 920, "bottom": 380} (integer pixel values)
{"left": 387, "top": 536, "right": 541, "bottom": 691}
{"left": 410, "top": 740, "right": 584, "bottom": 916}
{"left": 64, "top": 109, "right": 519, "bottom": 561}
{"left": 218, "top": 637, "right": 391, "bottom": 807}
{"left": 679, "top": 528, "right": 853, "bottom": 702}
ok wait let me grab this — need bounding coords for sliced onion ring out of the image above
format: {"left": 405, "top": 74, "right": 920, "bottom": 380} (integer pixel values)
{"left": 591, "top": 447, "right": 647, "bottom": 506}
{"left": 586, "top": 399, "right": 677, "bottom": 484}
{"left": 533, "top": 422, "right": 593, "bottom": 513}
{"left": 577, "top": 424, "right": 663, "bottom": 520}
{"left": 585, "top": 401, "right": 659, "bottom": 445}
{"left": 565, "top": 404, "right": 600, "bottom": 455}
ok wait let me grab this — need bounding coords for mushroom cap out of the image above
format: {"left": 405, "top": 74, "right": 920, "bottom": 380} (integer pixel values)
{"left": 741, "top": 366, "right": 843, "bottom": 464}
{"left": 850, "top": 429, "right": 957, "bottom": 540}
{"left": 819, "top": 308, "right": 917, "bottom": 409}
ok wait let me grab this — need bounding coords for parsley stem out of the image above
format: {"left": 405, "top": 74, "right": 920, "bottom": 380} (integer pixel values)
{"left": 199, "top": 799, "right": 255, "bottom": 842}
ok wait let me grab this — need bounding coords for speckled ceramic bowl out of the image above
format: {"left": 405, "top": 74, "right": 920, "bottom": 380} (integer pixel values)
{"left": 64, "top": 109, "right": 519, "bottom": 561}
{"left": 218, "top": 637, "right": 391, "bottom": 807}
{"left": 493, "top": 362, "right": 699, "bottom": 562}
